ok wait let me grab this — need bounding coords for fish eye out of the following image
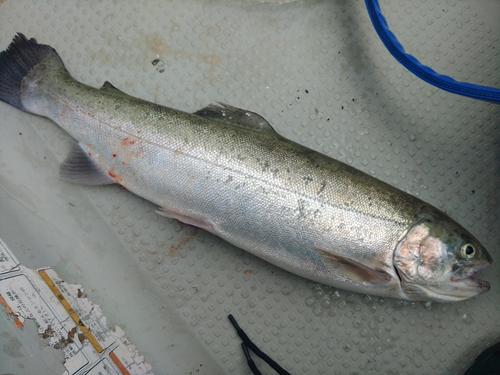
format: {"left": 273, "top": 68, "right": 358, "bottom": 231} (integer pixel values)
{"left": 461, "top": 243, "right": 476, "bottom": 259}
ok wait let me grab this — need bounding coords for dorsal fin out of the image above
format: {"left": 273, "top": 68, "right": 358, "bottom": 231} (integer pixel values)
{"left": 194, "top": 102, "right": 279, "bottom": 135}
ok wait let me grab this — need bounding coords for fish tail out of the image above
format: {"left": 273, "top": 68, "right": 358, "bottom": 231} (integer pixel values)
{"left": 0, "top": 33, "right": 64, "bottom": 110}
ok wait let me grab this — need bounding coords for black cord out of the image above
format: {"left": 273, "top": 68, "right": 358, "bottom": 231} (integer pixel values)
{"left": 228, "top": 314, "right": 292, "bottom": 375}
{"left": 241, "top": 342, "right": 263, "bottom": 375}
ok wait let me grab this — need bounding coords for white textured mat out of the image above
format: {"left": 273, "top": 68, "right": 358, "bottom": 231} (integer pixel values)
{"left": 0, "top": 1, "right": 499, "bottom": 374}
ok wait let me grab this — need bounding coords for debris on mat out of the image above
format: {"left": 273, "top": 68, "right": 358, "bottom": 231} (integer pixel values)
{"left": 0, "top": 238, "right": 154, "bottom": 375}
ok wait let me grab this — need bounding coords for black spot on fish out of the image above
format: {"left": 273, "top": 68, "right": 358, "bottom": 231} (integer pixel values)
{"left": 318, "top": 181, "right": 327, "bottom": 194}
{"left": 303, "top": 176, "right": 313, "bottom": 184}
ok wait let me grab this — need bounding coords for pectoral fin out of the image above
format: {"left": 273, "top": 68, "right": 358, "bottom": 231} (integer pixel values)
{"left": 156, "top": 208, "right": 215, "bottom": 233}
{"left": 194, "top": 102, "right": 279, "bottom": 135}
{"left": 316, "top": 246, "right": 393, "bottom": 285}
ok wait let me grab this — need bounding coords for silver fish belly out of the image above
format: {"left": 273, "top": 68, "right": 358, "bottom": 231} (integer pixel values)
{"left": 0, "top": 34, "right": 492, "bottom": 301}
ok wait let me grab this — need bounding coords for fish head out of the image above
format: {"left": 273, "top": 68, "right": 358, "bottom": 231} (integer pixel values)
{"left": 394, "top": 214, "right": 492, "bottom": 302}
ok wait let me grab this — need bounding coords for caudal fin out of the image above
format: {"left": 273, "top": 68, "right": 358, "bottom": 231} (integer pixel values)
{"left": 0, "top": 33, "right": 63, "bottom": 110}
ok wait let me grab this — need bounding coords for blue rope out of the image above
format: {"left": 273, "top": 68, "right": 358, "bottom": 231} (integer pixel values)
{"left": 365, "top": 0, "right": 500, "bottom": 104}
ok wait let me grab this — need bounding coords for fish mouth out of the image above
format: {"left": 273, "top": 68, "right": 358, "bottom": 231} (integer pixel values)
{"left": 450, "top": 275, "right": 490, "bottom": 291}
{"left": 450, "top": 262, "right": 491, "bottom": 291}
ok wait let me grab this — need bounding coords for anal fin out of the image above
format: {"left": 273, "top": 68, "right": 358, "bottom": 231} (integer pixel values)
{"left": 316, "top": 246, "right": 393, "bottom": 285}
{"left": 60, "top": 141, "right": 115, "bottom": 186}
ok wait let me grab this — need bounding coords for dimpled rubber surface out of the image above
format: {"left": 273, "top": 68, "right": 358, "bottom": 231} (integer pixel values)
{"left": 0, "top": 1, "right": 499, "bottom": 374}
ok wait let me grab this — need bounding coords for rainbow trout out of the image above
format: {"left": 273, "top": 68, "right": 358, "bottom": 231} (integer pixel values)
{"left": 0, "top": 34, "right": 492, "bottom": 301}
